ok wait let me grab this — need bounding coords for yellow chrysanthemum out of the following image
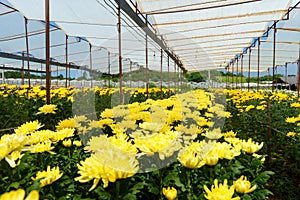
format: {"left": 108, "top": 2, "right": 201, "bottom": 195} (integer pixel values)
{"left": 62, "top": 139, "right": 72, "bottom": 147}
{"left": 37, "top": 104, "right": 57, "bottom": 115}
{"left": 32, "top": 166, "right": 63, "bottom": 187}
{"left": 286, "top": 131, "right": 296, "bottom": 137}
{"left": 162, "top": 187, "right": 177, "bottom": 200}
{"left": 56, "top": 118, "right": 76, "bottom": 131}
{"left": 134, "top": 131, "right": 182, "bottom": 160}
{"left": 240, "top": 138, "right": 263, "bottom": 154}
{"left": 245, "top": 105, "right": 255, "bottom": 112}
{"left": 73, "top": 140, "right": 82, "bottom": 147}
{"left": 0, "top": 189, "right": 39, "bottom": 200}
{"left": 286, "top": 117, "right": 298, "bottom": 123}
{"left": 24, "top": 140, "right": 55, "bottom": 154}
{"left": 0, "top": 134, "right": 27, "bottom": 161}
{"left": 14, "top": 121, "right": 43, "bottom": 135}
{"left": 4, "top": 150, "right": 24, "bottom": 168}
{"left": 223, "top": 130, "right": 236, "bottom": 138}
{"left": 75, "top": 146, "right": 139, "bottom": 191}
{"left": 233, "top": 176, "right": 257, "bottom": 194}
{"left": 204, "top": 179, "right": 240, "bottom": 200}
{"left": 202, "top": 128, "right": 223, "bottom": 140}
{"left": 178, "top": 141, "right": 213, "bottom": 169}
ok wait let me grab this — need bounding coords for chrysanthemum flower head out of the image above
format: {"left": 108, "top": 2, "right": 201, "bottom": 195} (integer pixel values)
{"left": 37, "top": 104, "right": 57, "bottom": 115}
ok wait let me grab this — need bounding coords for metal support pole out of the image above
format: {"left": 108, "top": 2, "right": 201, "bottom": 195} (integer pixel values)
{"left": 248, "top": 48, "right": 251, "bottom": 91}
{"left": 56, "top": 65, "right": 58, "bottom": 86}
{"left": 257, "top": 38, "right": 260, "bottom": 91}
{"left": 174, "top": 62, "right": 176, "bottom": 94}
{"left": 108, "top": 51, "right": 111, "bottom": 88}
{"left": 268, "top": 68, "right": 270, "bottom": 90}
{"left": 68, "top": 63, "right": 70, "bottom": 87}
{"left": 130, "top": 60, "right": 132, "bottom": 88}
{"left": 285, "top": 62, "right": 287, "bottom": 90}
{"left": 89, "top": 43, "right": 93, "bottom": 88}
{"left": 297, "top": 45, "right": 300, "bottom": 99}
{"left": 226, "top": 66, "right": 228, "bottom": 88}
{"left": 160, "top": 48, "right": 163, "bottom": 99}
{"left": 65, "top": 35, "right": 68, "bottom": 88}
{"left": 177, "top": 63, "right": 180, "bottom": 91}
{"left": 241, "top": 54, "right": 243, "bottom": 89}
{"left": 118, "top": 4, "right": 123, "bottom": 104}
{"left": 45, "top": 0, "right": 50, "bottom": 104}
{"left": 236, "top": 58, "right": 239, "bottom": 89}
{"left": 272, "top": 24, "right": 277, "bottom": 92}
{"left": 231, "top": 62, "right": 234, "bottom": 88}
{"left": 145, "top": 15, "right": 149, "bottom": 98}
{"left": 40, "top": 63, "right": 42, "bottom": 84}
{"left": 21, "top": 51, "right": 24, "bottom": 85}
{"left": 24, "top": 17, "right": 30, "bottom": 87}
{"left": 168, "top": 55, "right": 170, "bottom": 97}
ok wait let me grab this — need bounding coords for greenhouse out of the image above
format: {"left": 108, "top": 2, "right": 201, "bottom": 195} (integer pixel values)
{"left": 0, "top": 0, "right": 299, "bottom": 199}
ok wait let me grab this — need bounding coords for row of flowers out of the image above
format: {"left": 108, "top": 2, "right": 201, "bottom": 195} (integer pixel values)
{"left": 0, "top": 86, "right": 273, "bottom": 199}
{"left": 225, "top": 89, "right": 300, "bottom": 199}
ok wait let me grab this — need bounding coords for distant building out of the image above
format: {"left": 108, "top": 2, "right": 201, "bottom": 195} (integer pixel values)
{"left": 273, "top": 76, "right": 298, "bottom": 90}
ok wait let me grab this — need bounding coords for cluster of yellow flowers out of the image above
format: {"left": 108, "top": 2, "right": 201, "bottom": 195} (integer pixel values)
{"left": 227, "top": 89, "right": 300, "bottom": 138}
{"left": 204, "top": 176, "right": 257, "bottom": 200}
{"left": 0, "top": 188, "right": 39, "bottom": 200}
{"left": 162, "top": 175, "right": 257, "bottom": 200}
{"left": 0, "top": 84, "right": 75, "bottom": 101}
{"left": 71, "top": 89, "right": 268, "bottom": 192}
{"left": 0, "top": 120, "right": 75, "bottom": 168}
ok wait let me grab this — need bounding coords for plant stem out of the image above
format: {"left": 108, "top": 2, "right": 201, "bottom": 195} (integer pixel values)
{"left": 116, "top": 181, "right": 120, "bottom": 199}
{"left": 187, "top": 169, "right": 192, "bottom": 200}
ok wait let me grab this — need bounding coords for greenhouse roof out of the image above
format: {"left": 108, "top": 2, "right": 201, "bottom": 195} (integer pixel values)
{"left": 0, "top": 0, "right": 300, "bottom": 73}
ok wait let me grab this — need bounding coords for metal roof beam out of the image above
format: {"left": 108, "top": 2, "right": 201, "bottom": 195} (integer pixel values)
{"left": 114, "top": 0, "right": 186, "bottom": 73}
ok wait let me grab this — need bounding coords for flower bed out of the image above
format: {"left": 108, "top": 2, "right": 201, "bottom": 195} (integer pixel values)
{"left": 1, "top": 85, "right": 298, "bottom": 199}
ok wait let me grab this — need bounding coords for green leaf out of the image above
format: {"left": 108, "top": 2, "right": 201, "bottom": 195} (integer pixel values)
{"left": 7, "top": 182, "right": 20, "bottom": 190}
{"left": 253, "top": 171, "right": 274, "bottom": 185}
{"left": 241, "top": 194, "right": 252, "bottom": 200}
{"left": 123, "top": 193, "right": 137, "bottom": 200}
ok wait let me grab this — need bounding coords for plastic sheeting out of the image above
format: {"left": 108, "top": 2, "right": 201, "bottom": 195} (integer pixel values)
{"left": 1, "top": 0, "right": 299, "bottom": 73}
{"left": 138, "top": 0, "right": 293, "bottom": 70}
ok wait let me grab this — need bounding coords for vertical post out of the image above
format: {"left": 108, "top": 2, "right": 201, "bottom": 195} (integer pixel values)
{"left": 89, "top": 43, "right": 93, "bottom": 88}
{"left": 231, "top": 61, "right": 234, "bottom": 88}
{"left": 108, "top": 51, "right": 111, "bottom": 88}
{"left": 208, "top": 69, "right": 211, "bottom": 88}
{"left": 226, "top": 66, "right": 229, "bottom": 88}
{"left": 68, "top": 63, "right": 71, "bottom": 87}
{"left": 174, "top": 62, "right": 176, "bottom": 94}
{"left": 24, "top": 17, "right": 30, "bottom": 87}
{"left": 236, "top": 58, "right": 239, "bottom": 89}
{"left": 257, "top": 38, "right": 260, "bottom": 91}
{"left": 130, "top": 60, "right": 132, "bottom": 88}
{"left": 40, "top": 63, "right": 42, "bottom": 84}
{"left": 160, "top": 48, "right": 163, "bottom": 99}
{"left": 168, "top": 55, "right": 170, "bottom": 97}
{"left": 176, "top": 65, "right": 180, "bottom": 92}
{"left": 272, "top": 23, "right": 277, "bottom": 92}
{"left": 266, "top": 97, "right": 271, "bottom": 165}
{"left": 118, "top": 3, "right": 123, "bottom": 104}
{"left": 248, "top": 48, "right": 251, "bottom": 91}
{"left": 297, "top": 45, "right": 300, "bottom": 99}
{"left": 145, "top": 15, "right": 149, "bottom": 98}
{"left": 268, "top": 67, "right": 270, "bottom": 90}
{"left": 21, "top": 51, "right": 25, "bottom": 85}
{"left": 56, "top": 65, "right": 58, "bottom": 86}
{"left": 45, "top": 0, "right": 50, "bottom": 104}
{"left": 1, "top": 65, "right": 4, "bottom": 82}
{"left": 285, "top": 62, "right": 287, "bottom": 90}
{"left": 241, "top": 54, "right": 243, "bottom": 89}
{"left": 65, "top": 35, "right": 68, "bottom": 88}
